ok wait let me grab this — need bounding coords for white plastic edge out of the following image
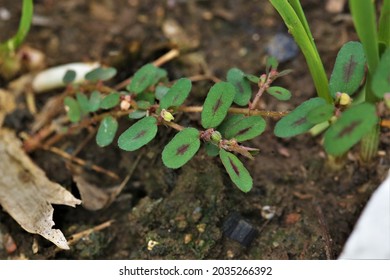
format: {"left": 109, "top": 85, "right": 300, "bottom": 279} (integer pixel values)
{"left": 32, "top": 62, "right": 100, "bottom": 93}
{"left": 339, "top": 173, "right": 390, "bottom": 259}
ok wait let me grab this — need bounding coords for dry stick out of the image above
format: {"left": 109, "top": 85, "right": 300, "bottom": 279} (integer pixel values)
{"left": 161, "top": 120, "right": 185, "bottom": 131}
{"left": 178, "top": 105, "right": 289, "bottom": 118}
{"left": 152, "top": 48, "right": 180, "bottom": 67}
{"left": 249, "top": 72, "right": 275, "bottom": 111}
{"left": 54, "top": 220, "right": 115, "bottom": 252}
{"left": 43, "top": 145, "right": 119, "bottom": 180}
{"left": 182, "top": 74, "right": 221, "bottom": 83}
{"left": 314, "top": 202, "right": 334, "bottom": 259}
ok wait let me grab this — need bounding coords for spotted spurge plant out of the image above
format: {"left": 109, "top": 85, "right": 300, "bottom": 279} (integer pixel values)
{"left": 62, "top": 58, "right": 290, "bottom": 193}
{"left": 59, "top": 0, "right": 390, "bottom": 193}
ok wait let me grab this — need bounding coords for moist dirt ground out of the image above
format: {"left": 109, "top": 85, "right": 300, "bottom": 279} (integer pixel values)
{"left": 0, "top": 0, "right": 389, "bottom": 259}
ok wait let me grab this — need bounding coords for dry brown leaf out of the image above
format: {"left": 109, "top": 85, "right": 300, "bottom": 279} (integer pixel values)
{"left": 0, "top": 129, "right": 81, "bottom": 249}
{"left": 73, "top": 173, "right": 129, "bottom": 211}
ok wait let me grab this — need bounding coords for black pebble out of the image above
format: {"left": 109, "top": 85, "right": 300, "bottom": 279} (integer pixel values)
{"left": 223, "top": 212, "right": 257, "bottom": 247}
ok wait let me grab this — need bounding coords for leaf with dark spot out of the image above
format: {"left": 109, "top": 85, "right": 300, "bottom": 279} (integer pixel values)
{"left": 162, "top": 128, "right": 200, "bottom": 169}
{"left": 160, "top": 78, "right": 192, "bottom": 109}
{"left": 324, "top": 103, "right": 378, "bottom": 156}
{"left": 329, "top": 41, "right": 366, "bottom": 97}
{"left": 100, "top": 92, "right": 120, "bottom": 110}
{"left": 372, "top": 47, "right": 390, "bottom": 98}
{"left": 118, "top": 116, "right": 158, "bottom": 151}
{"left": 127, "top": 64, "right": 167, "bottom": 94}
{"left": 307, "top": 103, "right": 335, "bottom": 125}
{"left": 217, "top": 114, "right": 245, "bottom": 137}
{"left": 96, "top": 116, "right": 118, "bottom": 147}
{"left": 266, "top": 86, "right": 291, "bottom": 101}
{"left": 274, "top": 97, "right": 326, "bottom": 138}
{"left": 225, "top": 116, "right": 266, "bottom": 141}
{"left": 219, "top": 149, "right": 252, "bottom": 193}
{"left": 201, "top": 82, "right": 235, "bottom": 129}
{"left": 227, "top": 68, "right": 252, "bottom": 106}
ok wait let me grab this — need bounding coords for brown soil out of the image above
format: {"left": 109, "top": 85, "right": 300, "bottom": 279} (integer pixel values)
{"left": 1, "top": 0, "right": 389, "bottom": 260}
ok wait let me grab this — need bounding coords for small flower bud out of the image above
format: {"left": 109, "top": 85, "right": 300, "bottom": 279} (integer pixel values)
{"left": 210, "top": 130, "right": 222, "bottom": 144}
{"left": 120, "top": 99, "right": 131, "bottom": 111}
{"left": 161, "top": 109, "right": 174, "bottom": 122}
{"left": 339, "top": 93, "right": 352, "bottom": 106}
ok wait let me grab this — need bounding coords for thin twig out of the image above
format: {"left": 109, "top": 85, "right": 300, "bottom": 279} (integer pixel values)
{"left": 152, "top": 48, "right": 180, "bottom": 67}
{"left": 184, "top": 74, "right": 221, "bottom": 83}
{"left": 43, "top": 145, "right": 119, "bottom": 180}
{"left": 161, "top": 120, "right": 185, "bottom": 131}
{"left": 54, "top": 220, "right": 115, "bottom": 252}
{"left": 178, "top": 105, "right": 289, "bottom": 118}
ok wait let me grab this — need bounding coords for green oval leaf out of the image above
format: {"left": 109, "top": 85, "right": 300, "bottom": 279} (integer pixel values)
{"left": 266, "top": 56, "right": 279, "bottom": 75}
{"left": 219, "top": 149, "right": 252, "bottom": 193}
{"left": 245, "top": 74, "right": 260, "bottom": 84}
{"left": 88, "top": 90, "right": 101, "bottom": 112}
{"left": 118, "top": 116, "right": 158, "bottom": 151}
{"left": 227, "top": 68, "right": 252, "bottom": 106}
{"left": 64, "top": 97, "right": 81, "bottom": 123}
{"left": 96, "top": 116, "right": 118, "bottom": 147}
{"left": 85, "top": 67, "right": 117, "bottom": 82}
{"left": 76, "top": 92, "right": 91, "bottom": 114}
{"left": 127, "top": 64, "right": 166, "bottom": 94}
{"left": 372, "top": 47, "right": 390, "bottom": 98}
{"left": 160, "top": 78, "right": 192, "bottom": 109}
{"left": 329, "top": 41, "right": 366, "bottom": 97}
{"left": 201, "top": 82, "right": 235, "bottom": 129}
{"left": 324, "top": 103, "right": 378, "bottom": 156}
{"left": 307, "top": 103, "right": 335, "bottom": 125}
{"left": 162, "top": 128, "right": 200, "bottom": 169}
{"left": 63, "top": 69, "right": 76, "bottom": 84}
{"left": 136, "top": 100, "right": 151, "bottom": 110}
{"left": 100, "top": 92, "right": 120, "bottom": 109}
{"left": 128, "top": 110, "right": 147, "bottom": 119}
{"left": 136, "top": 91, "right": 155, "bottom": 105}
{"left": 266, "top": 86, "right": 292, "bottom": 101}
{"left": 204, "top": 142, "right": 219, "bottom": 157}
{"left": 225, "top": 116, "right": 266, "bottom": 141}
{"left": 217, "top": 114, "right": 245, "bottom": 137}
{"left": 155, "top": 85, "right": 170, "bottom": 100}
{"left": 274, "top": 97, "right": 326, "bottom": 138}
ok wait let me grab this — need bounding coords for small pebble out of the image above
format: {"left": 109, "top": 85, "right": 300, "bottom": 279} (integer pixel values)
{"left": 223, "top": 212, "right": 257, "bottom": 247}
{"left": 147, "top": 240, "right": 159, "bottom": 251}
{"left": 261, "top": 205, "right": 276, "bottom": 220}
{"left": 184, "top": 234, "right": 192, "bottom": 244}
{"left": 266, "top": 33, "right": 299, "bottom": 63}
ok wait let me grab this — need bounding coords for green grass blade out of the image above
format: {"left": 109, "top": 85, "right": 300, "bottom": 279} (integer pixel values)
{"left": 349, "top": 0, "right": 379, "bottom": 73}
{"left": 288, "top": 0, "right": 314, "bottom": 48}
{"left": 269, "top": 0, "right": 332, "bottom": 104}
{"left": 378, "top": 0, "right": 390, "bottom": 47}
{"left": 0, "top": 0, "right": 34, "bottom": 52}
